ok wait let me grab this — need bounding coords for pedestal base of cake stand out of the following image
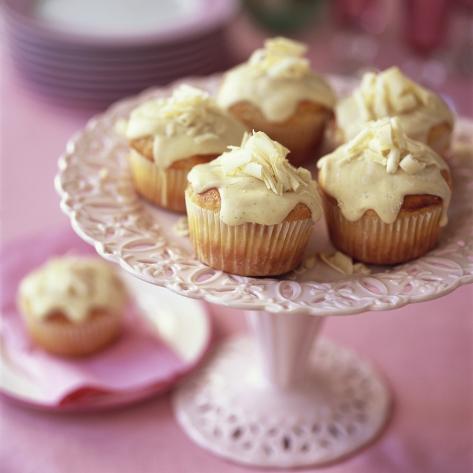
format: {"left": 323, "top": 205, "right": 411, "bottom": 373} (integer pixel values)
{"left": 173, "top": 310, "right": 391, "bottom": 468}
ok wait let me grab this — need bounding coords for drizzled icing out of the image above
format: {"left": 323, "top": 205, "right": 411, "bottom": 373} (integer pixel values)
{"left": 318, "top": 118, "right": 451, "bottom": 225}
{"left": 125, "top": 85, "right": 246, "bottom": 168}
{"left": 336, "top": 67, "right": 454, "bottom": 143}
{"left": 18, "top": 257, "right": 128, "bottom": 323}
{"left": 187, "top": 131, "right": 323, "bottom": 226}
{"left": 247, "top": 37, "right": 310, "bottom": 79}
{"left": 217, "top": 37, "right": 336, "bottom": 122}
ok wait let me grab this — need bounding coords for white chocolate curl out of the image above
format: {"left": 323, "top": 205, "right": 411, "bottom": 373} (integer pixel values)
{"left": 337, "top": 67, "right": 454, "bottom": 144}
{"left": 319, "top": 252, "right": 370, "bottom": 275}
{"left": 355, "top": 68, "right": 428, "bottom": 119}
{"left": 124, "top": 85, "right": 246, "bottom": 169}
{"left": 318, "top": 118, "right": 451, "bottom": 225}
{"left": 187, "top": 131, "right": 323, "bottom": 226}
{"left": 217, "top": 36, "right": 336, "bottom": 122}
{"left": 19, "top": 257, "right": 128, "bottom": 323}
{"left": 220, "top": 132, "right": 307, "bottom": 195}
{"left": 248, "top": 37, "right": 310, "bottom": 79}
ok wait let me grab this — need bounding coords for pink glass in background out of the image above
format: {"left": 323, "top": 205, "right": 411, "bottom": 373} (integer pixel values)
{"left": 333, "top": 0, "right": 384, "bottom": 33}
{"left": 451, "top": 0, "right": 473, "bottom": 76}
{"left": 402, "top": 0, "right": 451, "bottom": 55}
{"left": 327, "top": 0, "right": 473, "bottom": 105}
{"left": 455, "top": 0, "right": 473, "bottom": 10}
{"left": 330, "top": 0, "right": 388, "bottom": 74}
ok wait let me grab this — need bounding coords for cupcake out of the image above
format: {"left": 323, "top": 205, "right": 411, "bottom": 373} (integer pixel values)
{"left": 336, "top": 67, "right": 454, "bottom": 155}
{"left": 317, "top": 117, "right": 452, "bottom": 265}
{"left": 217, "top": 37, "right": 336, "bottom": 166}
{"left": 186, "top": 131, "right": 323, "bottom": 276}
{"left": 18, "top": 256, "right": 128, "bottom": 357}
{"left": 125, "top": 85, "right": 247, "bottom": 212}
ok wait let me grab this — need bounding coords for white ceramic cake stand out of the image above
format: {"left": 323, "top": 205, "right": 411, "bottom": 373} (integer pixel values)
{"left": 55, "top": 76, "right": 473, "bottom": 468}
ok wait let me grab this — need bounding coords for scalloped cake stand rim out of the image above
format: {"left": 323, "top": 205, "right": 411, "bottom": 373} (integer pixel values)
{"left": 55, "top": 74, "right": 473, "bottom": 316}
{"left": 63, "top": 217, "right": 473, "bottom": 317}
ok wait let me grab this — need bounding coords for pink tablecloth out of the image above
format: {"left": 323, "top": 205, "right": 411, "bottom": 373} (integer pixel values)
{"left": 1, "top": 17, "right": 472, "bottom": 473}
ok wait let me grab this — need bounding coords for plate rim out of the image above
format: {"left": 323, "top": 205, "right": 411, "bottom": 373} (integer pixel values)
{"left": 0, "top": 229, "right": 213, "bottom": 412}
{"left": 4, "top": 0, "right": 238, "bottom": 48}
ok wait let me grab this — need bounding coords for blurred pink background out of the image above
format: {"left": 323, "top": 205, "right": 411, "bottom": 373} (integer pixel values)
{"left": 1, "top": 1, "right": 472, "bottom": 472}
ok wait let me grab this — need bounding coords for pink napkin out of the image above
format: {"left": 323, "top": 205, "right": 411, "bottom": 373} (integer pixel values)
{"left": 0, "top": 228, "right": 188, "bottom": 407}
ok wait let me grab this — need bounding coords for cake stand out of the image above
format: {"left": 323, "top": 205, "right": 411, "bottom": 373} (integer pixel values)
{"left": 55, "top": 76, "right": 473, "bottom": 468}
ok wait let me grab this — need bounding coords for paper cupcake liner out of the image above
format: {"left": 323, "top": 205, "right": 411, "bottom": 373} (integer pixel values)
{"left": 186, "top": 193, "right": 314, "bottom": 276}
{"left": 128, "top": 151, "right": 187, "bottom": 212}
{"left": 23, "top": 310, "right": 123, "bottom": 357}
{"left": 323, "top": 198, "right": 444, "bottom": 264}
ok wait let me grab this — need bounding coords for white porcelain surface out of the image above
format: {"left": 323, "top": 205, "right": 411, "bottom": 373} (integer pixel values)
{"left": 54, "top": 74, "right": 472, "bottom": 467}
{"left": 35, "top": 0, "right": 201, "bottom": 37}
{"left": 4, "top": 1, "right": 237, "bottom": 103}
{"left": 1, "top": 275, "right": 211, "bottom": 410}
{"left": 55, "top": 75, "right": 473, "bottom": 316}
{"left": 174, "top": 312, "right": 390, "bottom": 468}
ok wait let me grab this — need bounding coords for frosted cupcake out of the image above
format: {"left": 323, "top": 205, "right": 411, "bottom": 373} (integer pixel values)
{"left": 217, "top": 37, "right": 336, "bottom": 166}
{"left": 18, "top": 256, "right": 128, "bottom": 357}
{"left": 336, "top": 67, "right": 454, "bottom": 155}
{"left": 318, "top": 117, "right": 452, "bottom": 265}
{"left": 125, "top": 85, "right": 247, "bottom": 212}
{"left": 186, "top": 131, "right": 323, "bottom": 276}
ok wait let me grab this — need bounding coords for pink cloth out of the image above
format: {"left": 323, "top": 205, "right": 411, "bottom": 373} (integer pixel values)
{"left": 1, "top": 229, "right": 186, "bottom": 407}
{"left": 1, "top": 15, "right": 472, "bottom": 473}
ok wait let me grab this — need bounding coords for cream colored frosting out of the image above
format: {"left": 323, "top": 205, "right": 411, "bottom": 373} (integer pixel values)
{"left": 318, "top": 117, "right": 451, "bottom": 225}
{"left": 337, "top": 67, "right": 454, "bottom": 143}
{"left": 18, "top": 257, "right": 127, "bottom": 323}
{"left": 125, "top": 85, "right": 247, "bottom": 168}
{"left": 187, "top": 131, "right": 323, "bottom": 226}
{"left": 217, "top": 37, "right": 336, "bottom": 122}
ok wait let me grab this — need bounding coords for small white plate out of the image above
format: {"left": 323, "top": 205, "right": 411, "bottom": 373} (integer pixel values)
{"left": 1, "top": 256, "right": 212, "bottom": 412}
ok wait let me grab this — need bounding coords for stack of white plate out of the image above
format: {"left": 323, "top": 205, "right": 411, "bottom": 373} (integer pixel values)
{"left": 4, "top": 0, "right": 238, "bottom": 107}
